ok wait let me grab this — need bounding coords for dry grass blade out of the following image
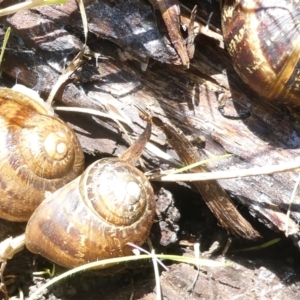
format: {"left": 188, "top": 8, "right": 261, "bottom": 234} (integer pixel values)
{"left": 46, "top": 0, "right": 88, "bottom": 105}
{"left": 285, "top": 172, "right": 300, "bottom": 235}
{"left": 0, "top": 0, "right": 67, "bottom": 17}
{"left": 76, "top": 0, "right": 88, "bottom": 44}
{"left": 53, "top": 106, "right": 132, "bottom": 125}
{"left": 229, "top": 238, "right": 281, "bottom": 253}
{"left": 46, "top": 47, "right": 85, "bottom": 105}
{"left": 148, "top": 160, "right": 300, "bottom": 182}
{"left": 165, "top": 154, "right": 232, "bottom": 175}
{"left": 146, "top": 142, "right": 181, "bottom": 166}
{"left": 0, "top": 234, "right": 25, "bottom": 262}
{"left": 0, "top": 27, "right": 11, "bottom": 69}
{"left": 28, "top": 254, "right": 230, "bottom": 300}
{"left": 127, "top": 242, "right": 163, "bottom": 300}
{"left": 0, "top": 234, "right": 26, "bottom": 299}
{"left": 126, "top": 242, "right": 168, "bottom": 271}
{"left": 152, "top": 250, "right": 162, "bottom": 300}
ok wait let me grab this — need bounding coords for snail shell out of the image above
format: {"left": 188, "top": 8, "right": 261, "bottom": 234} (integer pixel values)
{"left": 25, "top": 158, "right": 155, "bottom": 268}
{"left": 25, "top": 113, "right": 155, "bottom": 268}
{"left": 222, "top": 0, "right": 300, "bottom": 105}
{"left": 0, "top": 87, "right": 85, "bottom": 221}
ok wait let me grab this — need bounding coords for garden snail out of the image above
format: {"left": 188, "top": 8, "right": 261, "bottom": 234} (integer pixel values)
{"left": 0, "top": 86, "right": 84, "bottom": 222}
{"left": 25, "top": 113, "right": 155, "bottom": 268}
{"left": 221, "top": 0, "right": 300, "bottom": 106}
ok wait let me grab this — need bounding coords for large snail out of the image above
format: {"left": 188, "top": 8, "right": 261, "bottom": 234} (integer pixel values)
{"left": 0, "top": 86, "right": 84, "bottom": 222}
{"left": 25, "top": 113, "right": 155, "bottom": 268}
{"left": 221, "top": 0, "right": 300, "bottom": 106}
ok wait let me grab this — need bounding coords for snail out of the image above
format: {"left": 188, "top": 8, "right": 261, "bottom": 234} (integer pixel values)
{"left": 25, "top": 113, "right": 155, "bottom": 268}
{"left": 221, "top": 1, "right": 300, "bottom": 106}
{"left": 0, "top": 86, "right": 85, "bottom": 222}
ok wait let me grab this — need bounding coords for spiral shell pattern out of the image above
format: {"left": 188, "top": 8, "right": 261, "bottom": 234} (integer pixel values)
{"left": 0, "top": 88, "right": 84, "bottom": 221}
{"left": 25, "top": 158, "right": 155, "bottom": 268}
{"left": 222, "top": 0, "right": 300, "bottom": 105}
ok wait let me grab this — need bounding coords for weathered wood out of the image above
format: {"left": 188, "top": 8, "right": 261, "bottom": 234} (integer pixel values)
{"left": 140, "top": 259, "right": 300, "bottom": 300}
{"left": 1, "top": 0, "right": 300, "bottom": 247}
{"left": 1, "top": 1, "right": 300, "bottom": 299}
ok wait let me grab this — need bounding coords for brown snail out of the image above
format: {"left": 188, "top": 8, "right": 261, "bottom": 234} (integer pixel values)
{"left": 25, "top": 113, "right": 155, "bottom": 268}
{"left": 0, "top": 87, "right": 84, "bottom": 222}
{"left": 221, "top": 0, "right": 300, "bottom": 106}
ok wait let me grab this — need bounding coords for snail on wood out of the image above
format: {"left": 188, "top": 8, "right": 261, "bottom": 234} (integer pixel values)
{"left": 221, "top": 0, "right": 300, "bottom": 106}
{"left": 25, "top": 113, "right": 155, "bottom": 268}
{"left": 0, "top": 86, "right": 85, "bottom": 222}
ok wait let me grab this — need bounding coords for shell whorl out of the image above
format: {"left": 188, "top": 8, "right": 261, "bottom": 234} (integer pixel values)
{"left": 0, "top": 88, "right": 84, "bottom": 221}
{"left": 222, "top": 0, "right": 300, "bottom": 105}
{"left": 19, "top": 114, "right": 79, "bottom": 179}
{"left": 25, "top": 112, "right": 155, "bottom": 268}
{"left": 25, "top": 158, "right": 155, "bottom": 268}
{"left": 79, "top": 158, "right": 151, "bottom": 226}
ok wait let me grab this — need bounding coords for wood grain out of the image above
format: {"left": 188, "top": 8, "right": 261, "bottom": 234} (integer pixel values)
{"left": 1, "top": 0, "right": 300, "bottom": 246}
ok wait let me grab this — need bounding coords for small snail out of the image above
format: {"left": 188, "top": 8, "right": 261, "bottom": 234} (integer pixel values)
{"left": 0, "top": 87, "right": 84, "bottom": 222}
{"left": 221, "top": 1, "right": 300, "bottom": 106}
{"left": 25, "top": 113, "right": 155, "bottom": 268}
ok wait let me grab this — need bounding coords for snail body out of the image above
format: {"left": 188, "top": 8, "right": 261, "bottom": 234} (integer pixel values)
{"left": 222, "top": 0, "right": 300, "bottom": 105}
{"left": 0, "top": 87, "right": 84, "bottom": 222}
{"left": 25, "top": 114, "right": 155, "bottom": 268}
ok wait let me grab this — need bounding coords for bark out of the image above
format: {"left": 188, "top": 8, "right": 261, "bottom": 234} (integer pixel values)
{"left": 1, "top": 0, "right": 300, "bottom": 298}
{"left": 1, "top": 0, "right": 300, "bottom": 244}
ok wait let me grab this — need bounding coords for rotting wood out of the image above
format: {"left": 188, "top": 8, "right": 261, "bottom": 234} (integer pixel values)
{"left": 152, "top": 116, "right": 260, "bottom": 239}
{"left": 0, "top": 1, "right": 300, "bottom": 299}
{"left": 149, "top": 0, "right": 191, "bottom": 67}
